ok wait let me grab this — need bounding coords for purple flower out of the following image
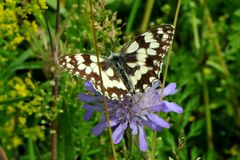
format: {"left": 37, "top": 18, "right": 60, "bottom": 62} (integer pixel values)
{"left": 78, "top": 80, "right": 183, "bottom": 151}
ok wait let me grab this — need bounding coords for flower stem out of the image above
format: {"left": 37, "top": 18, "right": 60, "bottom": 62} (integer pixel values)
{"left": 150, "top": 0, "right": 182, "bottom": 159}
{"left": 0, "top": 146, "right": 7, "bottom": 160}
{"left": 88, "top": 0, "right": 117, "bottom": 159}
{"left": 37, "top": 0, "right": 60, "bottom": 159}
{"left": 126, "top": 0, "right": 141, "bottom": 33}
{"left": 199, "top": 0, "right": 240, "bottom": 127}
{"left": 131, "top": 135, "right": 135, "bottom": 159}
{"left": 201, "top": 70, "right": 214, "bottom": 150}
{"left": 140, "top": 0, "right": 154, "bottom": 32}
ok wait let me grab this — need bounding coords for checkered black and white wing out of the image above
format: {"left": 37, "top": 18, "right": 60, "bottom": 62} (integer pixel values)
{"left": 58, "top": 54, "right": 128, "bottom": 99}
{"left": 121, "top": 24, "right": 175, "bottom": 93}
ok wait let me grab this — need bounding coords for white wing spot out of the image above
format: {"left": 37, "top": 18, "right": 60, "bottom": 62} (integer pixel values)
{"left": 144, "top": 32, "right": 154, "bottom": 43}
{"left": 90, "top": 77, "right": 95, "bottom": 83}
{"left": 126, "top": 41, "right": 139, "bottom": 53}
{"left": 153, "top": 60, "right": 160, "bottom": 66}
{"left": 111, "top": 93, "right": 118, "bottom": 99}
{"left": 90, "top": 56, "right": 97, "bottom": 62}
{"left": 135, "top": 89, "right": 140, "bottom": 92}
{"left": 61, "top": 62, "right": 66, "bottom": 66}
{"left": 165, "top": 40, "right": 171, "bottom": 44}
{"left": 89, "top": 56, "right": 105, "bottom": 62}
{"left": 134, "top": 70, "right": 142, "bottom": 80}
{"left": 137, "top": 53, "right": 148, "bottom": 61}
{"left": 65, "top": 56, "right": 71, "bottom": 62}
{"left": 85, "top": 67, "right": 92, "bottom": 74}
{"left": 137, "top": 48, "right": 146, "bottom": 54}
{"left": 157, "top": 28, "right": 164, "bottom": 34}
{"left": 150, "top": 42, "right": 159, "bottom": 48}
{"left": 162, "top": 45, "right": 168, "bottom": 50}
{"left": 139, "top": 66, "right": 149, "bottom": 74}
{"left": 106, "top": 68, "right": 114, "bottom": 77}
{"left": 147, "top": 48, "right": 157, "bottom": 55}
{"left": 127, "top": 62, "right": 137, "bottom": 68}
{"left": 66, "top": 63, "right": 74, "bottom": 69}
{"left": 78, "top": 64, "right": 86, "bottom": 70}
{"left": 92, "top": 66, "right": 99, "bottom": 73}
{"left": 90, "top": 63, "right": 97, "bottom": 70}
{"left": 75, "top": 55, "right": 85, "bottom": 63}
{"left": 74, "top": 71, "right": 80, "bottom": 75}
{"left": 143, "top": 84, "right": 148, "bottom": 89}
{"left": 163, "top": 34, "right": 169, "bottom": 39}
{"left": 149, "top": 77, "right": 155, "bottom": 82}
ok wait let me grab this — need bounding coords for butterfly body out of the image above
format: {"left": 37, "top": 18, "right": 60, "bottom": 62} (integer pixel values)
{"left": 58, "top": 24, "right": 175, "bottom": 99}
{"left": 108, "top": 53, "right": 135, "bottom": 93}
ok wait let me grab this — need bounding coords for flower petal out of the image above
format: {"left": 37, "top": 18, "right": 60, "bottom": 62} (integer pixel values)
{"left": 161, "top": 101, "right": 183, "bottom": 113}
{"left": 149, "top": 104, "right": 166, "bottom": 112}
{"left": 139, "top": 126, "right": 148, "bottom": 151}
{"left": 112, "top": 121, "right": 128, "bottom": 144}
{"left": 84, "top": 110, "right": 94, "bottom": 121}
{"left": 92, "top": 122, "right": 108, "bottom": 136}
{"left": 84, "top": 81, "right": 101, "bottom": 95}
{"left": 78, "top": 94, "right": 97, "bottom": 103}
{"left": 143, "top": 120, "right": 157, "bottom": 130}
{"left": 148, "top": 113, "right": 170, "bottom": 128}
{"left": 130, "top": 121, "right": 138, "bottom": 135}
{"left": 163, "top": 83, "right": 177, "bottom": 96}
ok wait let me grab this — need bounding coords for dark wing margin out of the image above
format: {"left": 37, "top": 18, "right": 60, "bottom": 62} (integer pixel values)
{"left": 58, "top": 54, "right": 128, "bottom": 99}
{"left": 121, "top": 24, "right": 175, "bottom": 93}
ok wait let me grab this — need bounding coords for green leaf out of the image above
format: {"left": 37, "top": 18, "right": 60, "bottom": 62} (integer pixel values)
{"left": 187, "top": 119, "right": 205, "bottom": 139}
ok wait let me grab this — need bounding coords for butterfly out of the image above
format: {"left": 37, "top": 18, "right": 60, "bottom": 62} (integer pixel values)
{"left": 58, "top": 24, "right": 175, "bottom": 99}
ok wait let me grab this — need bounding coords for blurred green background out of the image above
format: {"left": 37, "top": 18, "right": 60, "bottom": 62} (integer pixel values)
{"left": 0, "top": 0, "right": 240, "bottom": 159}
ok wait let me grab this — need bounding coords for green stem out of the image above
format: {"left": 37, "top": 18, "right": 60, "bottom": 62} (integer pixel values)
{"left": 199, "top": 0, "right": 240, "bottom": 127}
{"left": 89, "top": 0, "right": 117, "bottom": 159}
{"left": 201, "top": 70, "right": 214, "bottom": 150}
{"left": 28, "top": 137, "right": 36, "bottom": 160}
{"left": 150, "top": 0, "right": 182, "bottom": 159}
{"left": 126, "top": 0, "right": 141, "bottom": 33}
{"left": 37, "top": 1, "right": 59, "bottom": 160}
{"left": 191, "top": 9, "right": 200, "bottom": 51}
{"left": 199, "top": 0, "right": 229, "bottom": 77}
{"left": 140, "top": 0, "right": 154, "bottom": 32}
{"left": 36, "top": 0, "right": 54, "bottom": 57}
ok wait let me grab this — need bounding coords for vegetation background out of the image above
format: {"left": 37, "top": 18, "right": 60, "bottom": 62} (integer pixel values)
{"left": 0, "top": 0, "right": 240, "bottom": 159}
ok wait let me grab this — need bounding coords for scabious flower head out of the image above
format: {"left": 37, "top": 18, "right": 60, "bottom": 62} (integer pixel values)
{"left": 78, "top": 80, "right": 183, "bottom": 151}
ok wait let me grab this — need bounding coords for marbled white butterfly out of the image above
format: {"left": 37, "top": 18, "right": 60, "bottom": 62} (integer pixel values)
{"left": 58, "top": 24, "right": 174, "bottom": 99}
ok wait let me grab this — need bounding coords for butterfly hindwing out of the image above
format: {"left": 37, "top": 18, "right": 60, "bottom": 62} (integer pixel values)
{"left": 121, "top": 24, "right": 174, "bottom": 92}
{"left": 58, "top": 54, "right": 128, "bottom": 99}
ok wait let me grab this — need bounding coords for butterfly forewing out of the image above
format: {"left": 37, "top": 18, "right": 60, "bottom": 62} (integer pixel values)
{"left": 58, "top": 24, "right": 175, "bottom": 100}
{"left": 121, "top": 24, "right": 174, "bottom": 92}
{"left": 58, "top": 54, "right": 128, "bottom": 99}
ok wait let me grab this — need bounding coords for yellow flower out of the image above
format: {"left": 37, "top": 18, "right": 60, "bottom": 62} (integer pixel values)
{"left": 0, "top": 4, "right": 3, "bottom": 22}
{"left": 12, "top": 136, "right": 22, "bottom": 148}
{"left": 6, "top": 0, "right": 15, "bottom": 4}
{"left": 18, "top": 117, "right": 26, "bottom": 126}
{"left": 31, "top": 21, "right": 38, "bottom": 33}
{"left": 5, "top": 120, "right": 15, "bottom": 133}
{"left": 14, "top": 83, "right": 28, "bottom": 97}
{"left": 25, "top": 77, "right": 35, "bottom": 89}
{"left": 38, "top": 0, "right": 48, "bottom": 9}
{"left": 11, "top": 33, "right": 24, "bottom": 46}
{"left": 7, "top": 105, "right": 16, "bottom": 114}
